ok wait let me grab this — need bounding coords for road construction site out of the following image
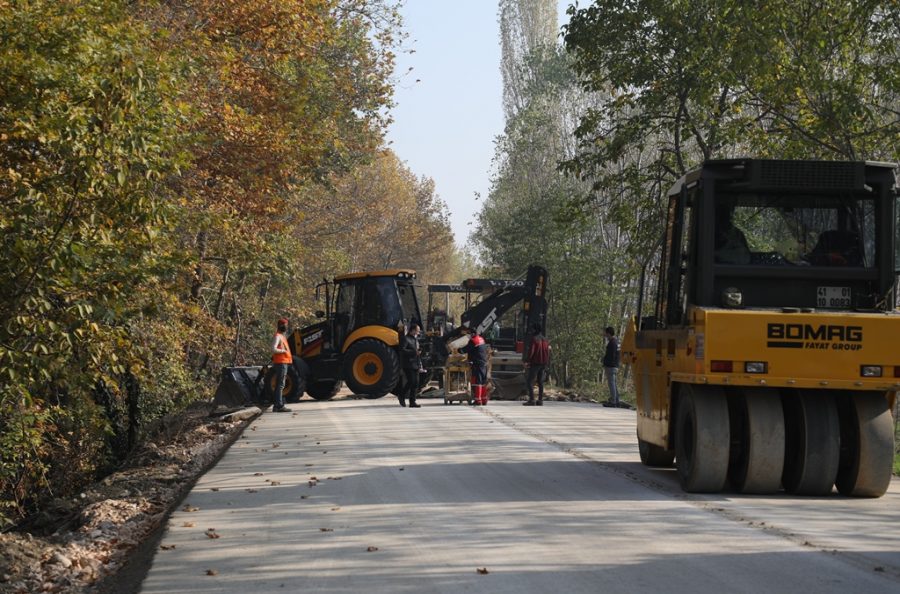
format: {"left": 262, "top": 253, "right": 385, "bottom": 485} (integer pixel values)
{"left": 138, "top": 396, "right": 900, "bottom": 594}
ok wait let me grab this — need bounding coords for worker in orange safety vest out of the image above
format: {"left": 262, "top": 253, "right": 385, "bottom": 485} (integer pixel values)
{"left": 271, "top": 318, "right": 293, "bottom": 412}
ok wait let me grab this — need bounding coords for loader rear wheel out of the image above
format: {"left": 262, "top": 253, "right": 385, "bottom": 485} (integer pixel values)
{"left": 728, "top": 388, "right": 785, "bottom": 494}
{"left": 782, "top": 390, "right": 839, "bottom": 495}
{"left": 674, "top": 385, "right": 730, "bottom": 492}
{"left": 835, "top": 392, "right": 893, "bottom": 497}
{"left": 306, "top": 380, "right": 342, "bottom": 401}
{"left": 263, "top": 365, "right": 302, "bottom": 404}
{"left": 638, "top": 436, "right": 675, "bottom": 467}
{"left": 342, "top": 339, "right": 400, "bottom": 398}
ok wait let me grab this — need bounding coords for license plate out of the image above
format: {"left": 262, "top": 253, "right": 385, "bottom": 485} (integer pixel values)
{"left": 817, "top": 286, "right": 851, "bottom": 308}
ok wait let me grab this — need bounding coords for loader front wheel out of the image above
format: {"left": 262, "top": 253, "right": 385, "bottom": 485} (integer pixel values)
{"left": 306, "top": 380, "right": 342, "bottom": 401}
{"left": 342, "top": 339, "right": 400, "bottom": 398}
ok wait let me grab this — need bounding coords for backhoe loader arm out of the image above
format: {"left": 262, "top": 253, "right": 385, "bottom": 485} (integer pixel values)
{"left": 460, "top": 265, "right": 548, "bottom": 338}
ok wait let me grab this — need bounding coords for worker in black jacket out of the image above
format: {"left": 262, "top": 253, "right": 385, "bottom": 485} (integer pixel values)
{"left": 398, "top": 322, "right": 423, "bottom": 408}
{"left": 602, "top": 326, "right": 621, "bottom": 406}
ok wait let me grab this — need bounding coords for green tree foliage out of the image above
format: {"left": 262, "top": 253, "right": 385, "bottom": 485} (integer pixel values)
{"left": 561, "top": 0, "right": 898, "bottom": 342}
{"left": 0, "top": 0, "right": 185, "bottom": 524}
{"left": 479, "top": 0, "right": 898, "bottom": 391}
{"left": 563, "top": 0, "right": 900, "bottom": 206}
{"left": 0, "top": 0, "right": 454, "bottom": 526}
{"left": 477, "top": 2, "right": 636, "bottom": 387}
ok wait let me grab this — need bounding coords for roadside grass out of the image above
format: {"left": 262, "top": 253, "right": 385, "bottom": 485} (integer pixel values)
{"left": 574, "top": 376, "right": 636, "bottom": 407}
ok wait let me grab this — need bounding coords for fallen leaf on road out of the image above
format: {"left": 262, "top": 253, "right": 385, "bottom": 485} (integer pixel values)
{"left": 367, "top": 546, "right": 378, "bottom": 552}
{"left": 476, "top": 568, "right": 489, "bottom": 575}
{"left": 182, "top": 504, "right": 199, "bottom": 512}
{"left": 206, "top": 569, "right": 218, "bottom": 576}
{"left": 319, "top": 528, "right": 333, "bottom": 532}
{"left": 205, "top": 529, "right": 221, "bottom": 539}
{"left": 182, "top": 522, "right": 196, "bottom": 528}
{"left": 160, "top": 545, "right": 176, "bottom": 550}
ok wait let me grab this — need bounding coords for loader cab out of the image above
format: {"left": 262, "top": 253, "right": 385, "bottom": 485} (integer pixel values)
{"left": 656, "top": 159, "right": 898, "bottom": 327}
{"left": 326, "top": 269, "right": 421, "bottom": 352}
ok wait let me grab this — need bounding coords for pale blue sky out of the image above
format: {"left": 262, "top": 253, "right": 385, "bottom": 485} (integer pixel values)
{"left": 385, "top": 1, "right": 572, "bottom": 249}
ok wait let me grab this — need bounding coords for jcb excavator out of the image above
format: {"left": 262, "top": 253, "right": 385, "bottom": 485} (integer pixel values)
{"left": 289, "top": 269, "right": 422, "bottom": 400}
{"left": 622, "top": 159, "right": 899, "bottom": 497}
{"left": 213, "top": 266, "right": 548, "bottom": 406}
{"left": 213, "top": 269, "right": 423, "bottom": 406}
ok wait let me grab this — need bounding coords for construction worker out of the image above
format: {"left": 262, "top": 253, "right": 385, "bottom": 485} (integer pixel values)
{"left": 523, "top": 323, "right": 550, "bottom": 406}
{"left": 271, "top": 318, "right": 292, "bottom": 413}
{"left": 602, "top": 326, "right": 621, "bottom": 407}
{"left": 462, "top": 329, "right": 489, "bottom": 405}
{"left": 398, "top": 322, "right": 423, "bottom": 408}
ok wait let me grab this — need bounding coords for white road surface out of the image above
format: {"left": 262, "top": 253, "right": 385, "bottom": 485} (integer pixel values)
{"left": 140, "top": 396, "right": 900, "bottom": 593}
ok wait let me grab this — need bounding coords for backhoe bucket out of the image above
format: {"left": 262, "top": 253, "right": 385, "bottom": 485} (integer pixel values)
{"left": 212, "top": 366, "right": 265, "bottom": 408}
{"left": 488, "top": 351, "right": 527, "bottom": 400}
{"left": 490, "top": 375, "right": 526, "bottom": 400}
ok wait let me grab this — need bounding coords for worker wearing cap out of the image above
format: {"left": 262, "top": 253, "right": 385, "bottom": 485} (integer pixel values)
{"left": 271, "top": 318, "right": 292, "bottom": 413}
{"left": 462, "top": 329, "right": 489, "bottom": 405}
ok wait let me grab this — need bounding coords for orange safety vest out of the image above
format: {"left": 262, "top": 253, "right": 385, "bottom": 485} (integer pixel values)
{"left": 272, "top": 332, "right": 292, "bottom": 364}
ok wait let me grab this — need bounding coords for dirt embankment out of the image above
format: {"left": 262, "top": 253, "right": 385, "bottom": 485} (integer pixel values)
{"left": 0, "top": 403, "right": 255, "bottom": 594}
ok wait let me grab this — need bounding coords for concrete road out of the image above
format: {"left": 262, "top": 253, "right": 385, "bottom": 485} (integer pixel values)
{"left": 140, "top": 397, "right": 900, "bottom": 593}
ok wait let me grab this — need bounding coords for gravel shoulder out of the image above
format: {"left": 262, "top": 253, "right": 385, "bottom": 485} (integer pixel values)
{"left": 0, "top": 403, "right": 258, "bottom": 594}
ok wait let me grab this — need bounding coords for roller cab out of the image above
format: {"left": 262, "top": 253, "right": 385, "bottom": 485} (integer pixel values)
{"left": 624, "top": 159, "right": 900, "bottom": 496}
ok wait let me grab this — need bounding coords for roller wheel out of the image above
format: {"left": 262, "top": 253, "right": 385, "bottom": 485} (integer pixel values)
{"left": 342, "top": 339, "right": 400, "bottom": 398}
{"left": 836, "top": 392, "right": 894, "bottom": 497}
{"left": 728, "top": 388, "right": 785, "bottom": 494}
{"left": 782, "top": 390, "right": 839, "bottom": 495}
{"left": 264, "top": 365, "right": 302, "bottom": 404}
{"left": 638, "top": 437, "right": 675, "bottom": 467}
{"left": 306, "top": 379, "right": 342, "bottom": 401}
{"left": 674, "top": 384, "right": 730, "bottom": 492}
